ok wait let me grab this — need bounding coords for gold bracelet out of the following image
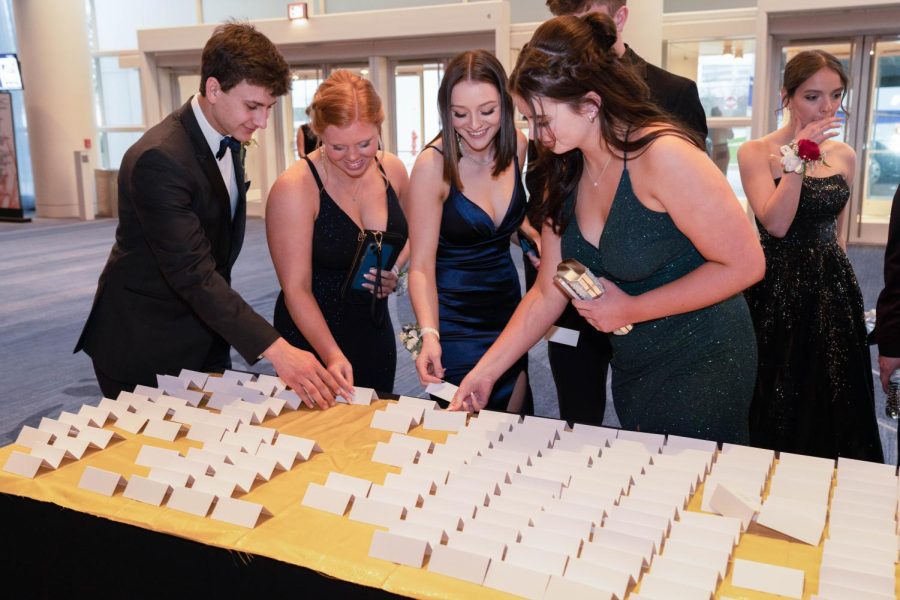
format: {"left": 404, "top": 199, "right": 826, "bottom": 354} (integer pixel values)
{"left": 420, "top": 327, "right": 440, "bottom": 340}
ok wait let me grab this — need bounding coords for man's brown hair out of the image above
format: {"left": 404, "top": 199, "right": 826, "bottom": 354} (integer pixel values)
{"left": 546, "top": 0, "right": 626, "bottom": 16}
{"left": 200, "top": 22, "right": 290, "bottom": 97}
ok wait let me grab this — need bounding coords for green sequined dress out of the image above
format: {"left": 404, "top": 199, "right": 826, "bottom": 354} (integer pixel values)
{"left": 560, "top": 161, "right": 756, "bottom": 444}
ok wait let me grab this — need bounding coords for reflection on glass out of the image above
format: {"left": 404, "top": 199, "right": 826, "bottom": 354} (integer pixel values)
{"left": 667, "top": 38, "right": 755, "bottom": 118}
{"left": 863, "top": 39, "right": 900, "bottom": 224}
{"left": 394, "top": 62, "right": 444, "bottom": 171}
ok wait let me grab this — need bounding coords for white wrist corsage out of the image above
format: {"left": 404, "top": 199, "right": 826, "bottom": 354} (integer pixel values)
{"left": 778, "top": 139, "right": 828, "bottom": 175}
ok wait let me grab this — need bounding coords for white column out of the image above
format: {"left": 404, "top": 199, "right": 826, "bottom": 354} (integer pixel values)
{"left": 13, "top": 0, "right": 98, "bottom": 218}
{"left": 625, "top": 0, "right": 664, "bottom": 67}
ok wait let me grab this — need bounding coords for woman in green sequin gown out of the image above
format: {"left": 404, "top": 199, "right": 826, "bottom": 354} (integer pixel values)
{"left": 449, "top": 13, "right": 765, "bottom": 444}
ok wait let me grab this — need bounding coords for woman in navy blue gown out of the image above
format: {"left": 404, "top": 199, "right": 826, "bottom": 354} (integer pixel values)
{"left": 405, "top": 50, "right": 532, "bottom": 413}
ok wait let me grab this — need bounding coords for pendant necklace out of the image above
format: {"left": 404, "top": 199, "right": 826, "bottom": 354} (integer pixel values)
{"left": 583, "top": 154, "right": 613, "bottom": 188}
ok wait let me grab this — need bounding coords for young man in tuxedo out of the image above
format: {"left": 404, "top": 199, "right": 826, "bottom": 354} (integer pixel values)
{"left": 76, "top": 23, "right": 343, "bottom": 409}
{"left": 532, "top": 0, "right": 708, "bottom": 425}
{"left": 876, "top": 183, "right": 900, "bottom": 466}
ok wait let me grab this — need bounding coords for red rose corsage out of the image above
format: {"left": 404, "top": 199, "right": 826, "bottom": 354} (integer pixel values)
{"left": 779, "top": 139, "right": 829, "bottom": 175}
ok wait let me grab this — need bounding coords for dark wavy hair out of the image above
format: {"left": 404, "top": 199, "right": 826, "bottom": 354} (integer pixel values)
{"left": 781, "top": 50, "right": 849, "bottom": 114}
{"left": 433, "top": 50, "right": 518, "bottom": 191}
{"left": 546, "top": 0, "right": 626, "bottom": 15}
{"left": 510, "top": 13, "right": 703, "bottom": 233}
{"left": 200, "top": 22, "right": 291, "bottom": 97}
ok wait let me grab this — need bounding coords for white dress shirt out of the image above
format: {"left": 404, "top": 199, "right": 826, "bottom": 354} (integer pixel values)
{"left": 191, "top": 94, "right": 239, "bottom": 217}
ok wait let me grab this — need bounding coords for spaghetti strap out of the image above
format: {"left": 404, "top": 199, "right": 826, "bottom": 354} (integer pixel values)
{"left": 302, "top": 156, "right": 325, "bottom": 191}
{"left": 424, "top": 145, "right": 443, "bottom": 155}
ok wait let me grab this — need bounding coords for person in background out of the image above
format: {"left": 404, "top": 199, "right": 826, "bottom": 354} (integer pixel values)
{"left": 268, "top": 70, "right": 409, "bottom": 392}
{"left": 297, "top": 110, "right": 318, "bottom": 158}
{"left": 405, "top": 50, "right": 532, "bottom": 413}
{"left": 75, "top": 23, "right": 342, "bottom": 409}
{"left": 453, "top": 14, "right": 763, "bottom": 446}
{"left": 709, "top": 106, "right": 734, "bottom": 175}
{"left": 531, "top": 0, "right": 708, "bottom": 426}
{"left": 876, "top": 182, "right": 900, "bottom": 466}
{"left": 739, "top": 50, "right": 883, "bottom": 461}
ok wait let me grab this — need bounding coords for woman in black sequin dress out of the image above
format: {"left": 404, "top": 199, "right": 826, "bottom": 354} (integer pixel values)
{"left": 738, "top": 51, "right": 883, "bottom": 461}
{"left": 267, "top": 71, "right": 409, "bottom": 393}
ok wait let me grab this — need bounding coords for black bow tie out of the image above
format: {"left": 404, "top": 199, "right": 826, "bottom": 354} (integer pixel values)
{"left": 216, "top": 136, "right": 241, "bottom": 160}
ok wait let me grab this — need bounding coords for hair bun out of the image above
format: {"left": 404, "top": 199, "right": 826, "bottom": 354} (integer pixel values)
{"left": 582, "top": 12, "right": 617, "bottom": 54}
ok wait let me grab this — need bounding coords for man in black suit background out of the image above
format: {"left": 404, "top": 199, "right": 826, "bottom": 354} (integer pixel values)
{"left": 531, "top": 0, "right": 708, "bottom": 426}
{"left": 76, "top": 23, "right": 343, "bottom": 409}
{"left": 875, "top": 183, "right": 900, "bottom": 465}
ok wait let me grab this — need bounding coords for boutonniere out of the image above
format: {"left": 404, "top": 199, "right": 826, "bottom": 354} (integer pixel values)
{"left": 777, "top": 139, "right": 829, "bottom": 175}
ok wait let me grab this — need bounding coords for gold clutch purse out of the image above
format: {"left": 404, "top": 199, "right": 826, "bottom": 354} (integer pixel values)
{"left": 554, "top": 259, "right": 633, "bottom": 335}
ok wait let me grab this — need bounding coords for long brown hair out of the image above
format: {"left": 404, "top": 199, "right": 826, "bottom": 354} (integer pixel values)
{"left": 510, "top": 13, "right": 703, "bottom": 233}
{"left": 781, "top": 50, "right": 849, "bottom": 114}
{"left": 434, "top": 50, "right": 518, "bottom": 191}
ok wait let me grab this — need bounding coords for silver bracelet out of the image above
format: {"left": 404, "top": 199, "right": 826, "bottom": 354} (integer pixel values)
{"left": 420, "top": 327, "right": 440, "bottom": 340}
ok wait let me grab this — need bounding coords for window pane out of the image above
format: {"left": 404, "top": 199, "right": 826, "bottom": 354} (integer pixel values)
{"left": 710, "top": 125, "right": 750, "bottom": 207}
{"left": 94, "top": 56, "right": 142, "bottom": 128}
{"left": 92, "top": 0, "right": 196, "bottom": 51}
{"left": 667, "top": 38, "right": 756, "bottom": 118}
{"left": 101, "top": 130, "right": 142, "bottom": 170}
{"left": 862, "top": 39, "right": 900, "bottom": 224}
{"left": 289, "top": 68, "right": 324, "bottom": 159}
{"left": 394, "top": 62, "right": 444, "bottom": 172}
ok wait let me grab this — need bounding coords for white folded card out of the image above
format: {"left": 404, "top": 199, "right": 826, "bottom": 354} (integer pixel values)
{"left": 617, "top": 495, "right": 679, "bottom": 522}
{"left": 448, "top": 530, "right": 510, "bottom": 559}
{"left": 205, "top": 393, "right": 243, "bottom": 411}
{"left": 638, "top": 574, "right": 713, "bottom": 600}
{"left": 383, "top": 473, "right": 438, "bottom": 495}
{"left": 530, "top": 511, "right": 592, "bottom": 540}
{"left": 142, "top": 418, "right": 184, "bottom": 442}
{"left": 273, "top": 389, "right": 302, "bottom": 410}
{"left": 544, "top": 325, "right": 579, "bottom": 347}
{"left": 235, "top": 423, "right": 277, "bottom": 445}
{"left": 77, "top": 425, "right": 121, "bottom": 449}
{"left": 544, "top": 575, "right": 615, "bottom": 600}
{"left": 367, "top": 484, "right": 423, "bottom": 509}
{"left": 542, "top": 498, "right": 606, "bottom": 527}
{"left": 404, "top": 507, "right": 464, "bottom": 533}
{"left": 578, "top": 543, "right": 645, "bottom": 580}
{"left": 190, "top": 474, "right": 236, "bottom": 498}
{"left": 388, "top": 520, "right": 447, "bottom": 549}
{"left": 587, "top": 529, "right": 656, "bottom": 563}
{"left": 220, "top": 431, "right": 262, "bottom": 454}
{"left": 230, "top": 453, "right": 278, "bottom": 481}
{"left": 178, "top": 368, "right": 209, "bottom": 389}
{"left": 368, "top": 530, "right": 429, "bottom": 567}
{"left": 519, "top": 527, "right": 583, "bottom": 558}
{"left": 15, "top": 425, "right": 55, "bottom": 449}
{"left": 200, "top": 440, "right": 245, "bottom": 462}
{"left": 164, "top": 389, "right": 204, "bottom": 407}
{"left": 186, "top": 421, "right": 227, "bottom": 443}
{"left": 434, "top": 484, "right": 490, "bottom": 508}
{"left": 301, "top": 482, "right": 353, "bottom": 516}
{"left": 424, "top": 381, "right": 459, "bottom": 402}
{"left": 649, "top": 555, "right": 720, "bottom": 594}
{"left": 663, "top": 434, "right": 717, "bottom": 453}
{"left": 370, "top": 409, "right": 414, "bottom": 434}
{"left": 371, "top": 441, "right": 419, "bottom": 468}
{"left": 3, "top": 451, "right": 52, "bottom": 478}
{"left": 38, "top": 417, "right": 77, "bottom": 437}
{"left": 51, "top": 435, "right": 90, "bottom": 459}
{"left": 731, "top": 558, "right": 804, "bottom": 599}
{"left": 335, "top": 386, "right": 376, "bottom": 405}
{"left": 241, "top": 379, "right": 276, "bottom": 397}
{"left": 667, "top": 522, "right": 734, "bottom": 555}
{"left": 389, "top": 432, "right": 434, "bottom": 454}
{"left": 113, "top": 412, "right": 149, "bottom": 434}
{"left": 756, "top": 496, "right": 826, "bottom": 545}
{"left": 708, "top": 482, "right": 760, "bottom": 530}
{"left": 123, "top": 475, "right": 172, "bottom": 506}
{"left": 483, "top": 558, "right": 551, "bottom": 600}
{"left": 210, "top": 496, "right": 271, "bottom": 528}
{"left": 615, "top": 430, "right": 665, "bottom": 453}
{"left": 78, "top": 466, "right": 127, "bottom": 496}
{"left": 76, "top": 405, "right": 111, "bottom": 427}
{"left": 348, "top": 496, "right": 407, "bottom": 528}
{"left": 422, "top": 410, "right": 468, "bottom": 432}
{"left": 421, "top": 495, "right": 477, "bottom": 519}
{"left": 273, "top": 433, "right": 321, "bottom": 460}
{"left": 505, "top": 543, "right": 569, "bottom": 577}
{"left": 661, "top": 537, "right": 731, "bottom": 578}
{"left": 166, "top": 486, "right": 215, "bottom": 517}
{"left": 563, "top": 558, "right": 633, "bottom": 600}
{"left": 134, "top": 444, "right": 181, "bottom": 468}
{"left": 676, "top": 511, "right": 742, "bottom": 545}
{"left": 819, "top": 563, "right": 896, "bottom": 597}
{"left": 254, "top": 444, "right": 298, "bottom": 471}
{"left": 212, "top": 463, "right": 257, "bottom": 493}
{"left": 147, "top": 466, "right": 194, "bottom": 488}
{"left": 29, "top": 442, "right": 72, "bottom": 469}
{"left": 427, "top": 544, "right": 491, "bottom": 585}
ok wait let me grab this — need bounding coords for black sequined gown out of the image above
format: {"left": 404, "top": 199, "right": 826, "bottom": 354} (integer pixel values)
{"left": 745, "top": 175, "right": 883, "bottom": 461}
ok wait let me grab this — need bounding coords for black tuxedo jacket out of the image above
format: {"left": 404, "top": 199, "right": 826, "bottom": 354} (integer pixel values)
{"left": 624, "top": 46, "right": 708, "bottom": 145}
{"left": 75, "top": 100, "right": 278, "bottom": 384}
{"left": 876, "top": 184, "right": 900, "bottom": 356}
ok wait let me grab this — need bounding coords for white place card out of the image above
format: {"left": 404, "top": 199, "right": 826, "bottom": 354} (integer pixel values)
{"left": 531, "top": 512, "right": 593, "bottom": 541}
{"left": 579, "top": 543, "right": 645, "bottom": 580}
{"left": 542, "top": 498, "right": 606, "bottom": 527}
{"left": 415, "top": 453, "right": 466, "bottom": 473}
{"left": 15, "top": 425, "right": 54, "bottom": 448}
{"left": 186, "top": 421, "right": 226, "bottom": 443}
{"left": 200, "top": 440, "right": 245, "bottom": 463}
{"left": 98, "top": 398, "right": 131, "bottom": 420}
{"left": 142, "top": 418, "right": 184, "bottom": 442}
{"left": 421, "top": 495, "right": 477, "bottom": 519}
{"left": 230, "top": 453, "right": 278, "bottom": 481}
{"left": 220, "top": 431, "right": 262, "bottom": 454}
{"left": 368, "top": 530, "right": 429, "bottom": 567}
{"left": 135, "top": 444, "right": 181, "bottom": 468}
{"left": 185, "top": 447, "right": 230, "bottom": 469}
{"left": 348, "top": 496, "right": 407, "bottom": 528}
{"left": 616, "top": 430, "right": 665, "bottom": 453}
{"left": 370, "top": 409, "right": 414, "bottom": 434}
{"left": 389, "top": 520, "right": 447, "bottom": 548}
{"left": 505, "top": 543, "right": 569, "bottom": 577}
{"left": 273, "top": 433, "right": 321, "bottom": 460}
{"left": 483, "top": 559, "right": 551, "bottom": 600}
{"left": 324, "top": 472, "right": 372, "bottom": 496}
{"left": 256, "top": 374, "right": 286, "bottom": 394}
{"left": 38, "top": 417, "right": 76, "bottom": 437}
{"left": 520, "top": 527, "right": 583, "bottom": 558}
{"left": 178, "top": 368, "right": 209, "bottom": 389}
{"left": 157, "top": 373, "right": 189, "bottom": 391}
{"left": 649, "top": 555, "right": 720, "bottom": 593}
{"left": 235, "top": 423, "right": 277, "bottom": 445}
{"left": 663, "top": 434, "right": 717, "bottom": 453}
{"left": 210, "top": 496, "right": 271, "bottom": 528}
{"left": 487, "top": 494, "right": 542, "bottom": 517}
{"left": 147, "top": 466, "right": 193, "bottom": 488}
{"left": 819, "top": 563, "right": 896, "bottom": 597}
{"left": 427, "top": 544, "right": 492, "bottom": 585}
{"left": 463, "top": 518, "right": 521, "bottom": 545}
{"left": 720, "top": 443, "right": 775, "bottom": 464}
{"left": 301, "top": 482, "right": 353, "bottom": 515}
{"left": 368, "top": 484, "right": 423, "bottom": 509}
{"left": 638, "top": 574, "right": 713, "bottom": 600}
{"left": 78, "top": 466, "right": 126, "bottom": 496}
{"left": 434, "top": 484, "right": 490, "bottom": 508}
{"left": 169, "top": 405, "right": 210, "bottom": 425}
{"left": 77, "top": 405, "right": 111, "bottom": 427}
{"left": 165, "top": 389, "right": 205, "bottom": 407}
{"left": 827, "top": 523, "right": 898, "bottom": 555}
{"left": 602, "top": 518, "right": 665, "bottom": 552}
{"left": 383, "top": 473, "right": 437, "bottom": 496}
{"left": 708, "top": 482, "right": 760, "bottom": 529}
{"left": 3, "top": 451, "right": 52, "bottom": 478}
{"left": 820, "top": 551, "right": 895, "bottom": 580}
{"left": 51, "top": 435, "right": 90, "bottom": 459}
{"left": 118, "top": 390, "right": 152, "bottom": 405}
{"left": 273, "top": 389, "right": 302, "bottom": 410}
{"left": 335, "top": 386, "right": 377, "bottom": 405}
{"left": 372, "top": 441, "right": 419, "bottom": 468}
{"left": 213, "top": 463, "right": 258, "bottom": 493}
{"left": 29, "top": 442, "right": 73, "bottom": 468}
{"left": 544, "top": 575, "right": 615, "bottom": 600}
{"left": 113, "top": 412, "right": 149, "bottom": 434}
{"left": 404, "top": 507, "right": 464, "bottom": 533}
{"left": 254, "top": 444, "right": 298, "bottom": 471}
{"left": 563, "top": 559, "right": 633, "bottom": 600}
{"left": 757, "top": 496, "right": 826, "bottom": 545}
{"left": 400, "top": 463, "right": 450, "bottom": 485}
{"left": 816, "top": 582, "right": 896, "bottom": 600}
{"left": 191, "top": 474, "right": 236, "bottom": 498}
{"left": 668, "top": 522, "right": 734, "bottom": 555}
{"left": 258, "top": 397, "right": 287, "bottom": 417}
{"left": 388, "top": 432, "right": 434, "bottom": 454}
{"left": 424, "top": 381, "right": 459, "bottom": 402}
{"left": 605, "top": 506, "right": 671, "bottom": 536}
{"left": 448, "top": 530, "right": 510, "bottom": 559}
{"left": 662, "top": 537, "right": 731, "bottom": 578}
{"left": 731, "top": 558, "right": 804, "bottom": 599}
{"left": 617, "top": 495, "right": 679, "bottom": 522}
{"left": 123, "top": 475, "right": 171, "bottom": 506}
{"left": 242, "top": 379, "right": 276, "bottom": 397}
{"left": 77, "top": 425, "right": 121, "bottom": 450}
{"left": 676, "top": 511, "right": 741, "bottom": 544}
{"left": 422, "top": 409, "right": 467, "bottom": 432}
{"left": 205, "top": 393, "right": 243, "bottom": 411}
{"left": 221, "top": 369, "right": 253, "bottom": 383}
{"left": 587, "top": 531, "right": 654, "bottom": 564}
{"left": 473, "top": 409, "right": 521, "bottom": 426}
{"left": 544, "top": 325, "right": 580, "bottom": 346}
{"left": 165, "top": 486, "right": 216, "bottom": 517}
{"left": 133, "top": 385, "right": 163, "bottom": 398}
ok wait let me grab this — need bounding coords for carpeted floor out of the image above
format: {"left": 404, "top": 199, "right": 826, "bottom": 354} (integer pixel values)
{"left": 0, "top": 215, "right": 895, "bottom": 463}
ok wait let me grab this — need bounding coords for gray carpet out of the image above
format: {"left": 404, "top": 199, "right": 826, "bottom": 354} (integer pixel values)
{"left": 0, "top": 216, "right": 895, "bottom": 464}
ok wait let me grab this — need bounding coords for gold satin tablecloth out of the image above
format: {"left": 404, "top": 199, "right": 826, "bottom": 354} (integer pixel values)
{"left": 0, "top": 400, "right": 896, "bottom": 599}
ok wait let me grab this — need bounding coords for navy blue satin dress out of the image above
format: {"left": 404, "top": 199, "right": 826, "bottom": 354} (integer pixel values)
{"left": 431, "top": 147, "right": 531, "bottom": 413}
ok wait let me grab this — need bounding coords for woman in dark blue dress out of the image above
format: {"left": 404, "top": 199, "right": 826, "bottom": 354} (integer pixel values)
{"left": 267, "top": 70, "right": 409, "bottom": 395}
{"left": 405, "top": 50, "right": 532, "bottom": 413}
